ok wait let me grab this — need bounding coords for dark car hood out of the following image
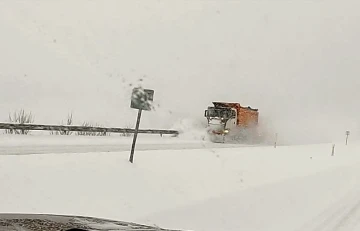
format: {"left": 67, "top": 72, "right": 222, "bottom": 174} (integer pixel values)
{"left": 0, "top": 213, "right": 183, "bottom": 231}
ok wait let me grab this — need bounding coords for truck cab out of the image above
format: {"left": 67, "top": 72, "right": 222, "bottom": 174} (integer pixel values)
{"left": 204, "top": 102, "right": 259, "bottom": 143}
{"left": 204, "top": 106, "right": 237, "bottom": 134}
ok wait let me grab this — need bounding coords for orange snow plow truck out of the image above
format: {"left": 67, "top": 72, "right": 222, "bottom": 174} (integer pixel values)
{"left": 204, "top": 102, "right": 263, "bottom": 143}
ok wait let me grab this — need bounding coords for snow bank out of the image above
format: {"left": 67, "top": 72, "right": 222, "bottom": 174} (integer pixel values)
{"left": 0, "top": 133, "right": 185, "bottom": 147}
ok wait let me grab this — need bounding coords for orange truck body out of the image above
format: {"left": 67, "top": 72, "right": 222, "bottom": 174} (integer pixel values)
{"left": 212, "top": 102, "right": 259, "bottom": 128}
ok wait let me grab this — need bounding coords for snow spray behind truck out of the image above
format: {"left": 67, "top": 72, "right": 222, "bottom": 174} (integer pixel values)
{"left": 204, "top": 102, "right": 262, "bottom": 143}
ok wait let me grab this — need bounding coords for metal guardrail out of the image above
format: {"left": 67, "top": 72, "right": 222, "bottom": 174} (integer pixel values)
{"left": 0, "top": 122, "right": 179, "bottom": 136}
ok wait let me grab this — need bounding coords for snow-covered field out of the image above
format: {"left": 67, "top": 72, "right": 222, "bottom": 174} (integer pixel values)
{"left": 1, "top": 134, "right": 360, "bottom": 231}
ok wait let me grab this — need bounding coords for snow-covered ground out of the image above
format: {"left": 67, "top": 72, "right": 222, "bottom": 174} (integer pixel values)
{"left": 1, "top": 134, "right": 360, "bottom": 231}
{"left": 0, "top": 133, "right": 253, "bottom": 155}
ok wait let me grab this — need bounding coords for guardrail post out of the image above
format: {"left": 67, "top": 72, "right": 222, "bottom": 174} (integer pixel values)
{"left": 345, "top": 130, "right": 350, "bottom": 145}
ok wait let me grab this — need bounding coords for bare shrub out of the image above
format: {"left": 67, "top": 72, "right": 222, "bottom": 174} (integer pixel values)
{"left": 76, "top": 122, "right": 109, "bottom": 136}
{"left": 5, "top": 109, "right": 34, "bottom": 135}
{"left": 120, "top": 124, "right": 133, "bottom": 137}
{"left": 50, "top": 113, "right": 74, "bottom": 135}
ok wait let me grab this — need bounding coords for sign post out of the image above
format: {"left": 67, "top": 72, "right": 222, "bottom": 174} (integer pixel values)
{"left": 345, "top": 130, "right": 350, "bottom": 145}
{"left": 129, "top": 87, "right": 154, "bottom": 163}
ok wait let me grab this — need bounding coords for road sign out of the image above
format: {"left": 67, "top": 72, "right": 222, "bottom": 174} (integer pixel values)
{"left": 129, "top": 87, "right": 155, "bottom": 163}
{"left": 130, "top": 87, "right": 154, "bottom": 111}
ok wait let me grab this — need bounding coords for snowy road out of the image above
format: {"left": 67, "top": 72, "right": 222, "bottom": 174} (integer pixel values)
{"left": 141, "top": 160, "right": 360, "bottom": 231}
{"left": 2, "top": 135, "right": 360, "bottom": 231}
{"left": 0, "top": 141, "right": 253, "bottom": 155}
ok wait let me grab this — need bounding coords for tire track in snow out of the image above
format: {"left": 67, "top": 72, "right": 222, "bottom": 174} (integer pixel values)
{"left": 330, "top": 198, "right": 360, "bottom": 231}
{"left": 296, "top": 189, "right": 360, "bottom": 231}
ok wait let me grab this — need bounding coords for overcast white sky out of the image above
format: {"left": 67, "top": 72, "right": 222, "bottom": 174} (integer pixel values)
{"left": 0, "top": 0, "right": 359, "bottom": 143}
